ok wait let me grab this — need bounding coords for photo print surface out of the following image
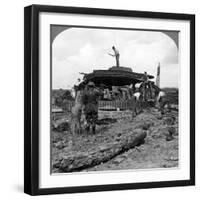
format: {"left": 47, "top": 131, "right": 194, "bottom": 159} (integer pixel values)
{"left": 51, "top": 25, "right": 179, "bottom": 174}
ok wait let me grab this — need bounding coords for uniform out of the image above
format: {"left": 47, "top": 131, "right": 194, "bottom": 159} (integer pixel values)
{"left": 143, "top": 72, "right": 153, "bottom": 100}
{"left": 109, "top": 46, "right": 120, "bottom": 67}
{"left": 82, "top": 83, "right": 100, "bottom": 134}
{"left": 157, "top": 91, "right": 169, "bottom": 114}
{"left": 133, "top": 92, "right": 142, "bottom": 115}
{"left": 113, "top": 47, "right": 120, "bottom": 67}
{"left": 133, "top": 92, "right": 141, "bottom": 101}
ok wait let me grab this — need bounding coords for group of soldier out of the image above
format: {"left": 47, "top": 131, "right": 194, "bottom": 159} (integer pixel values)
{"left": 71, "top": 75, "right": 168, "bottom": 135}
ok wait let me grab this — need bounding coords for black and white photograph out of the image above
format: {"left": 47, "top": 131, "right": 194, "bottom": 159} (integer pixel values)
{"left": 23, "top": 5, "right": 195, "bottom": 195}
{"left": 51, "top": 26, "right": 179, "bottom": 173}
{"left": 0, "top": 0, "right": 198, "bottom": 198}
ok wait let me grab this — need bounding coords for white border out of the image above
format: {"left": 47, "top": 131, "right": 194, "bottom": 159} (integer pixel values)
{"left": 39, "top": 12, "right": 190, "bottom": 188}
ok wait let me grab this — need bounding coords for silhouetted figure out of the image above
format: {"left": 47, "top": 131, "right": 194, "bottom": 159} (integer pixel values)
{"left": 108, "top": 46, "right": 120, "bottom": 67}
{"left": 143, "top": 71, "right": 153, "bottom": 101}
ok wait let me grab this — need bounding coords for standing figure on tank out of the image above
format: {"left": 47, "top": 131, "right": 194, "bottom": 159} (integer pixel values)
{"left": 108, "top": 46, "right": 120, "bottom": 67}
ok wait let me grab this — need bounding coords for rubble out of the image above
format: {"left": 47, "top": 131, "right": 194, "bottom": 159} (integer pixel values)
{"left": 52, "top": 107, "right": 178, "bottom": 173}
{"left": 166, "top": 134, "right": 174, "bottom": 141}
{"left": 52, "top": 120, "right": 70, "bottom": 132}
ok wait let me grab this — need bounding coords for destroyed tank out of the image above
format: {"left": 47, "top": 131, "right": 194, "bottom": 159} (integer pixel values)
{"left": 80, "top": 66, "right": 154, "bottom": 88}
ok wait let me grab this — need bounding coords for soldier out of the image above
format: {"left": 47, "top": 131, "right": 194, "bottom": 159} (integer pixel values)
{"left": 142, "top": 71, "right": 153, "bottom": 101}
{"left": 82, "top": 81, "right": 101, "bottom": 134}
{"left": 157, "top": 90, "right": 170, "bottom": 114}
{"left": 108, "top": 46, "right": 120, "bottom": 67}
{"left": 134, "top": 88, "right": 142, "bottom": 114}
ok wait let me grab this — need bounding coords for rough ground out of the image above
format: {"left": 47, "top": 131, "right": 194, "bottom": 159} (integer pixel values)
{"left": 51, "top": 107, "right": 178, "bottom": 173}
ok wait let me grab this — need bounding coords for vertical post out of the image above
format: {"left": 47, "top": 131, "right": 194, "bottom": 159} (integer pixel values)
{"left": 156, "top": 62, "right": 160, "bottom": 88}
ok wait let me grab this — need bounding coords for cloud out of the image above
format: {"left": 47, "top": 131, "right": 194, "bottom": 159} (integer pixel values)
{"left": 161, "top": 43, "right": 178, "bottom": 64}
{"left": 52, "top": 27, "right": 179, "bottom": 89}
{"left": 160, "top": 64, "right": 179, "bottom": 88}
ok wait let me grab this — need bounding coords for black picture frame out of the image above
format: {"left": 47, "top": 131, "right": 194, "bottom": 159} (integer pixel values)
{"left": 24, "top": 4, "right": 195, "bottom": 196}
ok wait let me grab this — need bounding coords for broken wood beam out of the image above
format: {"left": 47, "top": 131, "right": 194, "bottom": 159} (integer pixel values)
{"left": 58, "top": 129, "right": 147, "bottom": 172}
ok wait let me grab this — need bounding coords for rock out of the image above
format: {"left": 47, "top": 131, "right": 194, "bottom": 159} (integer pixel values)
{"left": 60, "top": 157, "right": 74, "bottom": 169}
{"left": 168, "top": 127, "right": 176, "bottom": 135}
{"left": 135, "top": 122, "right": 154, "bottom": 130}
{"left": 135, "top": 146, "right": 142, "bottom": 152}
{"left": 142, "top": 123, "right": 151, "bottom": 130}
{"left": 157, "top": 115, "right": 163, "bottom": 120}
{"left": 161, "top": 163, "right": 171, "bottom": 168}
{"left": 164, "top": 156, "right": 178, "bottom": 161}
{"left": 173, "top": 127, "right": 178, "bottom": 136}
{"left": 54, "top": 141, "right": 65, "bottom": 149}
{"left": 153, "top": 144, "right": 161, "bottom": 149}
{"left": 99, "top": 145, "right": 111, "bottom": 152}
{"left": 166, "top": 134, "right": 174, "bottom": 141}
{"left": 163, "top": 116, "right": 175, "bottom": 125}
{"left": 52, "top": 121, "right": 70, "bottom": 132}
{"left": 115, "top": 138, "right": 121, "bottom": 142}
{"left": 112, "top": 157, "right": 124, "bottom": 164}
{"left": 161, "top": 162, "right": 178, "bottom": 168}
{"left": 117, "top": 133, "right": 122, "bottom": 137}
{"left": 152, "top": 134, "right": 163, "bottom": 139}
{"left": 53, "top": 160, "right": 61, "bottom": 168}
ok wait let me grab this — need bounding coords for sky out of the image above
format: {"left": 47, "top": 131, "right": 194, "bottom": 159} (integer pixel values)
{"left": 52, "top": 27, "right": 179, "bottom": 89}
